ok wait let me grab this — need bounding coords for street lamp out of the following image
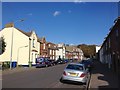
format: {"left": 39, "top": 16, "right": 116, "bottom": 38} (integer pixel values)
{"left": 17, "top": 45, "right": 28, "bottom": 67}
{"left": 10, "top": 19, "right": 24, "bottom": 69}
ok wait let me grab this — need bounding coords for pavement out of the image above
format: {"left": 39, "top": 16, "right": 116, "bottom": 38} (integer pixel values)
{"left": 89, "top": 60, "right": 119, "bottom": 89}
{"left": 2, "top": 66, "right": 36, "bottom": 75}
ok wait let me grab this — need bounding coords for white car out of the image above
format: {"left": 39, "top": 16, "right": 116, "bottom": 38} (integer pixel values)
{"left": 61, "top": 63, "right": 90, "bottom": 84}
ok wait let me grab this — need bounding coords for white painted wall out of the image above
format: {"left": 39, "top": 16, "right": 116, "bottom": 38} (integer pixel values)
{"left": 96, "top": 46, "right": 101, "bottom": 53}
{"left": 0, "top": 27, "right": 40, "bottom": 66}
{"left": 56, "top": 43, "right": 66, "bottom": 60}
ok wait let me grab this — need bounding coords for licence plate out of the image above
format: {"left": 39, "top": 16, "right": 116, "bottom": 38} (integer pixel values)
{"left": 69, "top": 73, "right": 77, "bottom": 76}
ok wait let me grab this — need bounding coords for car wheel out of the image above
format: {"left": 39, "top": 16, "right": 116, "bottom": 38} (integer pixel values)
{"left": 60, "top": 77, "right": 63, "bottom": 82}
{"left": 83, "top": 82, "right": 87, "bottom": 85}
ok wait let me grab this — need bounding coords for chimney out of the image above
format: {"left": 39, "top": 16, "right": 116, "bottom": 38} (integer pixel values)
{"left": 5, "top": 23, "right": 14, "bottom": 28}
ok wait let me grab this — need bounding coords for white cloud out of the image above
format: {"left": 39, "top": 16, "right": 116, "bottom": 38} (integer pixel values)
{"left": 53, "top": 11, "right": 61, "bottom": 16}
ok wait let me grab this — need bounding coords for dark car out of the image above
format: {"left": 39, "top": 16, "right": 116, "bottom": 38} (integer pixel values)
{"left": 36, "top": 57, "right": 51, "bottom": 68}
{"left": 63, "top": 59, "right": 69, "bottom": 63}
{"left": 48, "top": 59, "right": 56, "bottom": 66}
{"left": 55, "top": 59, "right": 64, "bottom": 64}
{"left": 79, "top": 60, "right": 93, "bottom": 71}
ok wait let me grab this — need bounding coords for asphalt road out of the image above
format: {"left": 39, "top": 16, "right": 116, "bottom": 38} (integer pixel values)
{"left": 2, "top": 63, "right": 87, "bottom": 89}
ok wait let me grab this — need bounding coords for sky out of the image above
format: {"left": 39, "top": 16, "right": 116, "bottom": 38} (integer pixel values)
{"left": 2, "top": 2, "right": 118, "bottom": 45}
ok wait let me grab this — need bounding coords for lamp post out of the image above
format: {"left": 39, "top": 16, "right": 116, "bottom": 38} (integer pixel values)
{"left": 10, "top": 19, "right": 24, "bottom": 69}
{"left": 17, "top": 45, "right": 28, "bottom": 67}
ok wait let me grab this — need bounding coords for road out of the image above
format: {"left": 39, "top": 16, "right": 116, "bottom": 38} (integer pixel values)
{"left": 2, "top": 63, "right": 87, "bottom": 89}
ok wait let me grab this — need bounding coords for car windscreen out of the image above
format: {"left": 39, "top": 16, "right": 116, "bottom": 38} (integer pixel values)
{"left": 66, "top": 64, "right": 83, "bottom": 71}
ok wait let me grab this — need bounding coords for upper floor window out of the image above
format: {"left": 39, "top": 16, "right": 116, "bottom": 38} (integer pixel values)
{"left": 33, "top": 39, "right": 35, "bottom": 48}
{"left": 53, "top": 50, "right": 55, "bottom": 54}
{"left": 43, "top": 43, "right": 45, "bottom": 49}
{"left": 50, "top": 50, "right": 52, "bottom": 55}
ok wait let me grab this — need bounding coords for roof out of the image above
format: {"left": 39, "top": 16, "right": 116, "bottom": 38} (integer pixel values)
{"left": 4, "top": 23, "right": 45, "bottom": 43}
{"left": 37, "top": 37, "right": 42, "bottom": 43}
{"left": 4, "top": 22, "right": 33, "bottom": 37}
{"left": 65, "top": 46, "right": 73, "bottom": 52}
{"left": 65, "top": 45, "right": 78, "bottom": 51}
{"left": 100, "top": 16, "right": 120, "bottom": 50}
{"left": 47, "top": 42, "right": 57, "bottom": 50}
{"left": 16, "top": 28, "right": 32, "bottom": 37}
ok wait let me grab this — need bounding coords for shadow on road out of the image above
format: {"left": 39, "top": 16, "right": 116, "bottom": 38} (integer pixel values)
{"left": 59, "top": 77, "right": 85, "bottom": 86}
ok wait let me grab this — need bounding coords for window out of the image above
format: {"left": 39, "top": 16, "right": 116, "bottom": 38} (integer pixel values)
{"left": 43, "top": 43, "right": 45, "bottom": 49}
{"left": 50, "top": 50, "right": 52, "bottom": 55}
{"left": 53, "top": 50, "right": 54, "bottom": 55}
{"left": 33, "top": 39, "right": 35, "bottom": 48}
{"left": 66, "top": 64, "right": 83, "bottom": 71}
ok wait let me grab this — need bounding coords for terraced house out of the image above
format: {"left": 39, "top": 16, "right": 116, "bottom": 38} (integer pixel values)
{"left": 56, "top": 43, "right": 84, "bottom": 60}
{"left": 99, "top": 17, "right": 120, "bottom": 73}
{"left": 0, "top": 23, "right": 84, "bottom": 68}
{"left": 65, "top": 45, "right": 84, "bottom": 60}
{"left": 47, "top": 42, "right": 57, "bottom": 60}
{"left": 0, "top": 23, "right": 40, "bottom": 67}
{"left": 38, "top": 37, "right": 57, "bottom": 60}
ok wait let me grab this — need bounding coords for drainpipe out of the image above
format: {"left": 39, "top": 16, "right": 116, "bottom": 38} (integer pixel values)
{"left": 29, "top": 38, "right": 31, "bottom": 67}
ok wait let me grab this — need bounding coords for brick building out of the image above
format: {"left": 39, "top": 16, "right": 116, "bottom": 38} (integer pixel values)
{"left": 47, "top": 42, "right": 57, "bottom": 60}
{"left": 39, "top": 37, "right": 48, "bottom": 57}
{"left": 99, "top": 17, "right": 120, "bottom": 73}
{"left": 38, "top": 37, "right": 57, "bottom": 60}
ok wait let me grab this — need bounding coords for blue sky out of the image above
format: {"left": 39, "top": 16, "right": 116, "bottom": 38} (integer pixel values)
{"left": 2, "top": 2, "right": 118, "bottom": 45}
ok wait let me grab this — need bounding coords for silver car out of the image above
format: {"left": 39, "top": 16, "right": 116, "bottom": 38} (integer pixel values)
{"left": 61, "top": 63, "right": 89, "bottom": 84}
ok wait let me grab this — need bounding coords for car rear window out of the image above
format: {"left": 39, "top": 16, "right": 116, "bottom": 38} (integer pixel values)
{"left": 36, "top": 58, "right": 44, "bottom": 62}
{"left": 66, "top": 64, "right": 83, "bottom": 71}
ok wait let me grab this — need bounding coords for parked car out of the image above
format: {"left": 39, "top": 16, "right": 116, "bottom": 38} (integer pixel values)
{"left": 55, "top": 59, "right": 65, "bottom": 64}
{"left": 36, "top": 57, "right": 51, "bottom": 68}
{"left": 70, "top": 59, "right": 73, "bottom": 62}
{"left": 48, "top": 59, "right": 56, "bottom": 66}
{"left": 63, "top": 59, "right": 69, "bottom": 63}
{"left": 79, "top": 59, "right": 93, "bottom": 71}
{"left": 61, "top": 63, "right": 90, "bottom": 84}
